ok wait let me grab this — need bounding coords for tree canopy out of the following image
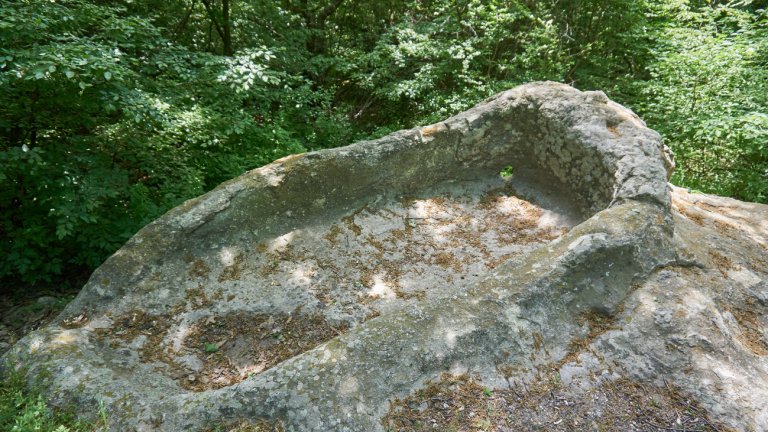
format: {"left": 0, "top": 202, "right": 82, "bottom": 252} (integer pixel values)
{"left": 1, "top": 0, "right": 766, "bottom": 288}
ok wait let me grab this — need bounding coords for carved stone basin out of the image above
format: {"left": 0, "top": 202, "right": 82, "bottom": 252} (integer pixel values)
{"left": 5, "top": 82, "right": 766, "bottom": 431}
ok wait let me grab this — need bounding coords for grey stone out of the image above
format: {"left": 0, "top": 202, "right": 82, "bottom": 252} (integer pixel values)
{"left": 2, "top": 82, "right": 766, "bottom": 431}
{"left": 36, "top": 296, "right": 58, "bottom": 307}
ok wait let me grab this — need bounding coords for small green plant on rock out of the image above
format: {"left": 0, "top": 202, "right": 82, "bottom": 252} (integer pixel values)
{"left": 0, "top": 366, "right": 97, "bottom": 432}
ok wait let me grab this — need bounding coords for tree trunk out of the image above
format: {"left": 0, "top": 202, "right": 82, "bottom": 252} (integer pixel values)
{"left": 222, "top": 0, "right": 233, "bottom": 56}
{"left": 201, "top": 0, "right": 234, "bottom": 56}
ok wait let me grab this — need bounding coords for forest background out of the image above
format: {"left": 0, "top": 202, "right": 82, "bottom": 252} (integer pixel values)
{"left": 1, "top": 0, "right": 767, "bottom": 293}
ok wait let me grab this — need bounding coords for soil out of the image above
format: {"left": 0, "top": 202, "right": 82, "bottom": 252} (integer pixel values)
{"left": 381, "top": 373, "right": 732, "bottom": 432}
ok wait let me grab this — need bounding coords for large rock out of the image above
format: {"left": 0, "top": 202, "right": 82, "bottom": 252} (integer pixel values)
{"left": 3, "top": 82, "right": 766, "bottom": 431}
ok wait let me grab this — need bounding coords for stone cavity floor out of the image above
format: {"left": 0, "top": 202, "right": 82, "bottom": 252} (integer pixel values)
{"left": 100, "top": 176, "right": 579, "bottom": 391}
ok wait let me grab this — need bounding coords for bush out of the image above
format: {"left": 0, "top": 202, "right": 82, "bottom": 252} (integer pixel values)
{"left": 630, "top": 3, "right": 768, "bottom": 202}
{"left": 0, "top": 0, "right": 358, "bottom": 286}
{"left": 0, "top": 368, "right": 97, "bottom": 431}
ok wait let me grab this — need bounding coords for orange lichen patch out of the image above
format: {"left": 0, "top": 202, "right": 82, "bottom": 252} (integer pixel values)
{"left": 729, "top": 307, "right": 768, "bottom": 356}
{"left": 477, "top": 184, "right": 518, "bottom": 210}
{"left": 382, "top": 374, "right": 729, "bottom": 432}
{"left": 341, "top": 206, "right": 368, "bottom": 236}
{"left": 218, "top": 254, "right": 246, "bottom": 282}
{"left": 420, "top": 123, "right": 446, "bottom": 137}
{"left": 364, "top": 234, "right": 388, "bottom": 253}
{"left": 384, "top": 373, "right": 495, "bottom": 431}
{"left": 673, "top": 190, "right": 768, "bottom": 251}
{"left": 708, "top": 250, "right": 736, "bottom": 277}
{"left": 273, "top": 152, "right": 306, "bottom": 169}
{"left": 697, "top": 202, "right": 737, "bottom": 214}
{"left": 433, "top": 251, "right": 463, "bottom": 272}
{"left": 674, "top": 203, "right": 706, "bottom": 226}
{"left": 577, "top": 310, "right": 621, "bottom": 338}
{"left": 313, "top": 291, "right": 336, "bottom": 307}
{"left": 264, "top": 244, "right": 298, "bottom": 269}
{"left": 358, "top": 269, "right": 375, "bottom": 289}
{"left": 178, "top": 311, "right": 348, "bottom": 391}
{"left": 481, "top": 197, "right": 564, "bottom": 247}
{"left": 477, "top": 190, "right": 550, "bottom": 239}
{"left": 713, "top": 219, "right": 750, "bottom": 244}
{"left": 393, "top": 286, "right": 426, "bottom": 301}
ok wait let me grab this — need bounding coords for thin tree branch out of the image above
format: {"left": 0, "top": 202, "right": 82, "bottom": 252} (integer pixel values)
{"left": 173, "top": 0, "right": 197, "bottom": 41}
{"left": 200, "top": 0, "right": 229, "bottom": 54}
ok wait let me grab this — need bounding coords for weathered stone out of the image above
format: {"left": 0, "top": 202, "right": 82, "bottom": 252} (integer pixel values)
{"left": 2, "top": 82, "right": 766, "bottom": 431}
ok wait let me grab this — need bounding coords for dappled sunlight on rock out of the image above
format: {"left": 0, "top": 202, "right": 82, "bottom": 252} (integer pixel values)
{"left": 52, "top": 330, "right": 77, "bottom": 347}
{"left": 267, "top": 231, "right": 297, "bottom": 253}
{"left": 440, "top": 324, "right": 476, "bottom": 350}
{"left": 286, "top": 264, "right": 317, "bottom": 288}
{"left": 672, "top": 186, "right": 768, "bottom": 248}
{"left": 170, "top": 322, "right": 193, "bottom": 353}
{"left": 260, "top": 164, "right": 285, "bottom": 187}
{"left": 218, "top": 247, "right": 239, "bottom": 267}
{"left": 367, "top": 275, "right": 396, "bottom": 300}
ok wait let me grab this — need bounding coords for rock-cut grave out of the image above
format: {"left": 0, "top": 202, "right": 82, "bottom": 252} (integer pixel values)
{"left": 5, "top": 82, "right": 768, "bottom": 431}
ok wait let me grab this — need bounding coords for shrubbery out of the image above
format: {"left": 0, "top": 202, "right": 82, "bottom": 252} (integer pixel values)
{"left": 0, "top": 367, "right": 97, "bottom": 431}
{"left": 632, "top": 2, "right": 768, "bottom": 202}
{"left": 0, "top": 0, "right": 355, "bottom": 286}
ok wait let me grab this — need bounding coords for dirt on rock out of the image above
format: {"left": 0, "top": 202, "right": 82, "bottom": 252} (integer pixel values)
{"left": 177, "top": 310, "right": 348, "bottom": 391}
{"left": 382, "top": 373, "right": 731, "bottom": 432}
{"left": 96, "top": 308, "right": 348, "bottom": 392}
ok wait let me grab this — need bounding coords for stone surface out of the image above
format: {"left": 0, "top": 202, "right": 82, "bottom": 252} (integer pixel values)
{"left": 2, "top": 82, "right": 766, "bottom": 431}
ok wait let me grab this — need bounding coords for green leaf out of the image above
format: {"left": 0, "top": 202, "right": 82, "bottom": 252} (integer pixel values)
{"left": 104, "top": 71, "right": 112, "bottom": 80}
{"left": 204, "top": 343, "right": 219, "bottom": 353}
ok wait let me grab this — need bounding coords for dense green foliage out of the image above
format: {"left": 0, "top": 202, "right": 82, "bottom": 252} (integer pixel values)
{"left": 1, "top": 0, "right": 766, "bottom": 288}
{"left": 0, "top": 367, "right": 97, "bottom": 431}
{"left": 635, "top": 1, "right": 768, "bottom": 201}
